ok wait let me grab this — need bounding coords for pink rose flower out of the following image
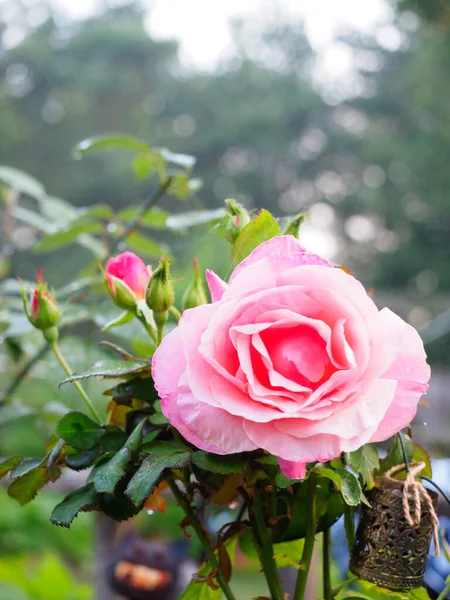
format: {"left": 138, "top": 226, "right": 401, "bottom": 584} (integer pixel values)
{"left": 105, "top": 251, "right": 152, "bottom": 302}
{"left": 152, "top": 236, "right": 430, "bottom": 478}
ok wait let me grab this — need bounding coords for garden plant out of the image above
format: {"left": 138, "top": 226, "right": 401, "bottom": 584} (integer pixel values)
{"left": 0, "top": 135, "right": 444, "bottom": 600}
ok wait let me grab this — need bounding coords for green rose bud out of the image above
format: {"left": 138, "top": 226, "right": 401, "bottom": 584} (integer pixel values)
{"left": 146, "top": 257, "right": 175, "bottom": 314}
{"left": 21, "top": 269, "right": 61, "bottom": 333}
{"left": 182, "top": 258, "right": 208, "bottom": 311}
{"left": 224, "top": 198, "right": 251, "bottom": 242}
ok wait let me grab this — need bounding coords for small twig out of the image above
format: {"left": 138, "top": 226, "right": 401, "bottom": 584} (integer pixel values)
{"left": 168, "top": 479, "right": 237, "bottom": 600}
{"left": 1, "top": 342, "right": 50, "bottom": 405}
{"left": 113, "top": 177, "right": 173, "bottom": 252}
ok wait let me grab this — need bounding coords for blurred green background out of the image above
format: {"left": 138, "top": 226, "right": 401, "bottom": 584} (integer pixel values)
{"left": 1, "top": 0, "right": 449, "bottom": 598}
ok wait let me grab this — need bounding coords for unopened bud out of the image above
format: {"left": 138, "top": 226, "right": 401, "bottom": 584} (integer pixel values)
{"left": 146, "top": 257, "right": 174, "bottom": 314}
{"left": 182, "top": 258, "right": 208, "bottom": 311}
{"left": 22, "top": 270, "right": 61, "bottom": 332}
{"left": 224, "top": 199, "right": 251, "bottom": 242}
{"left": 104, "top": 251, "right": 152, "bottom": 311}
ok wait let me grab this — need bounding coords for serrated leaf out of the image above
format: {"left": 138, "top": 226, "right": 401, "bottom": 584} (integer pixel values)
{"left": 8, "top": 467, "right": 49, "bottom": 505}
{"left": 56, "top": 412, "right": 103, "bottom": 450}
{"left": 0, "top": 165, "right": 46, "bottom": 200}
{"left": 346, "top": 579, "right": 430, "bottom": 599}
{"left": 166, "top": 209, "right": 226, "bottom": 230}
{"left": 314, "top": 467, "right": 363, "bottom": 506}
{"left": 232, "top": 209, "right": 280, "bottom": 267}
{"left": 74, "top": 135, "right": 151, "bottom": 156}
{"left": 34, "top": 222, "right": 104, "bottom": 253}
{"left": 88, "top": 419, "right": 146, "bottom": 493}
{"left": 10, "top": 457, "right": 43, "bottom": 480}
{"left": 51, "top": 484, "right": 98, "bottom": 527}
{"left": 0, "top": 457, "right": 21, "bottom": 480}
{"left": 346, "top": 444, "right": 379, "bottom": 488}
{"left": 88, "top": 449, "right": 131, "bottom": 494}
{"left": 192, "top": 452, "right": 245, "bottom": 474}
{"left": 59, "top": 359, "right": 150, "bottom": 385}
{"left": 126, "top": 450, "right": 191, "bottom": 507}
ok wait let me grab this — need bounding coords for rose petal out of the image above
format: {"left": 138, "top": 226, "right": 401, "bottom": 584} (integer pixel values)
{"left": 278, "top": 458, "right": 306, "bottom": 480}
{"left": 206, "top": 269, "right": 227, "bottom": 302}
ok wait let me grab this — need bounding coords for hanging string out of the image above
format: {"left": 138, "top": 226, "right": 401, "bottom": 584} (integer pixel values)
{"left": 385, "top": 461, "right": 440, "bottom": 556}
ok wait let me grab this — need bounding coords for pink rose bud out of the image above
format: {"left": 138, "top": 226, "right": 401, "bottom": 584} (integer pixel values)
{"left": 105, "top": 251, "right": 152, "bottom": 310}
{"left": 181, "top": 258, "right": 208, "bottom": 311}
{"left": 22, "top": 269, "right": 61, "bottom": 333}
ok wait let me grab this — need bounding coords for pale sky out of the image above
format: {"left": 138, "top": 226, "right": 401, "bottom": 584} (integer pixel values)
{"left": 46, "top": 0, "right": 394, "bottom": 70}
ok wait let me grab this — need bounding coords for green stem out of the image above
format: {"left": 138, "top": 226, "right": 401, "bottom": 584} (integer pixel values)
{"left": 251, "top": 487, "right": 284, "bottom": 600}
{"left": 168, "top": 480, "right": 237, "bottom": 600}
{"left": 437, "top": 579, "right": 450, "bottom": 600}
{"left": 113, "top": 177, "right": 173, "bottom": 251}
{"left": 293, "top": 476, "right": 317, "bottom": 600}
{"left": 51, "top": 342, "right": 101, "bottom": 424}
{"left": 323, "top": 528, "right": 332, "bottom": 600}
{"left": 170, "top": 306, "right": 181, "bottom": 321}
{"left": 331, "top": 574, "right": 357, "bottom": 597}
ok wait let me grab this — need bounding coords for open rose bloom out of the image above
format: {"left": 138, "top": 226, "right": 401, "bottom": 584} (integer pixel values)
{"left": 153, "top": 236, "right": 430, "bottom": 479}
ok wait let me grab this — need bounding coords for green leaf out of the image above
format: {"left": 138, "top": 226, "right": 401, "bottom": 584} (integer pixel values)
{"left": 0, "top": 457, "right": 21, "bottom": 480}
{"left": 88, "top": 419, "right": 146, "bottom": 493}
{"left": 12, "top": 205, "right": 52, "bottom": 232}
{"left": 101, "top": 311, "right": 135, "bottom": 332}
{"left": 0, "top": 165, "right": 46, "bottom": 200}
{"left": 50, "top": 484, "right": 98, "bottom": 528}
{"left": 56, "top": 412, "right": 103, "bottom": 450}
{"left": 275, "top": 470, "right": 303, "bottom": 489}
{"left": 74, "top": 135, "right": 151, "bottom": 156}
{"left": 240, "top": 530, "right": 304, "bottom": 568}
{"left": 126, "top": 450, "right": 191, "bottom": 507}
{"left": 88, "top": 450, "right": 130, "bottom": 494}
{"left": 8, "top": 467, "right": 49, "bottom": 505}
{"left": 125, "top": 231, "right": 169, "bottom": 258}
{"left": 66, "top": 449, "right": 102, "bottom": 471}
{"left": 10, "top": 457, "right": 43, "bottom": 479}
{"left": 59, "top": 359, "right": 150, "bottom": 385}
{"left": 345, "top": 444, "right": 379, "bottom": 488}
{"left": 34, "top": 222, "right": 104, "bottom": 253}
{"left": 314, "top": 467, "right": 363, "bottom": 506}
{"left": 192, "top": 452, "right": 245, "bottom": 474}
{"left": 282, "top": 211, "right": 308, "bottom": 237}
{"left": 166, "top": 209, "right": 226, "bottom": 230}
{"left": 379, "top": 432, "right": 413, "bottom": 474}
{"left": 272, "top": 479, "right": 345, "bottom": 542}
{"left": 116, "top": 206, "right": 169, "bottom": 229}
{"left": 411, "top": 443, "right": 433, "bottom": 478}
{"left": 232, "top": 209, "right": 280, "bottom": 267}
{"left": 345, "top": 579, "right": 430, "bottom": 599}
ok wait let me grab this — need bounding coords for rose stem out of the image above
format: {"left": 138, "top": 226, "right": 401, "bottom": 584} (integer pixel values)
{"left": 168, "top": 479, "right": 237, "bottom": 600}
{"left": 293, "top": 475, "right": 318, "bottom": 600}
{"left": 170, "top": 306, "right": 181, "bottom": 321}
{"left": 322, "top": 527, "right": 332, "bottom": 600}
{"left": 250, "top": 487, "right": 285, "bottom": 600}
{"left": 50, "top": 341, "right": 101, "bottom": 424}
